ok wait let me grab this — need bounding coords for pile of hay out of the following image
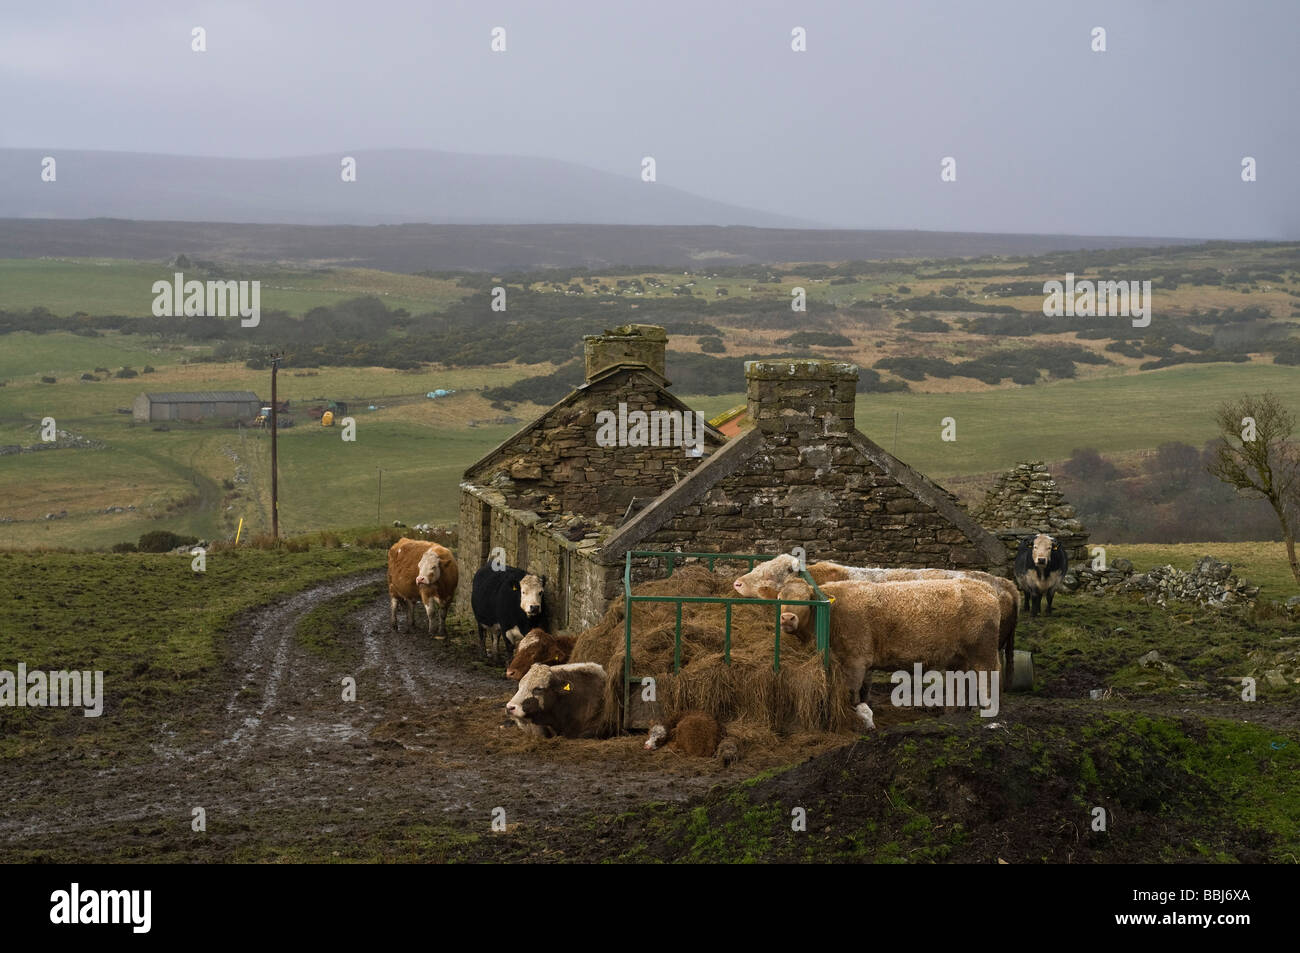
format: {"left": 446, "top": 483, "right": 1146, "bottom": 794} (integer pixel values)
{"left": 570, "top": 563, "right": 854, "bottom": 736}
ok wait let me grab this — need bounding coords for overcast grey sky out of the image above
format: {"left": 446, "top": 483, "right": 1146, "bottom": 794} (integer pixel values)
{"left": 2, "top": 0, "right": 1296, "bottom": 238}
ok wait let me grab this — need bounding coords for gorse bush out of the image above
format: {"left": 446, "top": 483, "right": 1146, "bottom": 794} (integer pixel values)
{"left": 137, "top": 530, "right": 199, "bottom": 553}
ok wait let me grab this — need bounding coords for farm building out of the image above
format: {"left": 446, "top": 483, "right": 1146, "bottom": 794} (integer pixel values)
{"left": 133, "top": 391, "right": 260, "bottom": 423}
{"left": 455, "top": 324, "right": 1006, "bottom": 633}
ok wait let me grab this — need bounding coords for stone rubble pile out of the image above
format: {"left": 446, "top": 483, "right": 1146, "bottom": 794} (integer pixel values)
{"left": 0, "top": 429, "right": 105, "bottom": 456}
{"left": 974, "top": 461, "right": 1089, "bottom": 567}
{"left": 1064, "top": 554, "right": 1263, "bottom": 609}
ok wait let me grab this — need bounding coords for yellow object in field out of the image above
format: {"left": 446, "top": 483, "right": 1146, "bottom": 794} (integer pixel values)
{"left": 322, "top": 411, "right": 334, "bottom": 427}
{"left": 235, "top": 517, "right": 244, "bottom": 544}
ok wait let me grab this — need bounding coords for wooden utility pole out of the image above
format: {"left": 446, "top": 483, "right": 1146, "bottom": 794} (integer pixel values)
{"left": 270, "top": 354, "right": 282, "bottom": 539}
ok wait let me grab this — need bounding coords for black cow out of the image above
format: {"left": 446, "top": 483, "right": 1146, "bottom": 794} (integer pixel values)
{"left": 470, "top": 564, "right": 548, "bottom": 659}
{"left": 1014, "top": 533, "right": 1068, "bottom": 617}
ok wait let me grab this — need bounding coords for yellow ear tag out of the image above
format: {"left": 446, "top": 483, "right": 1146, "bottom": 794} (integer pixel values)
{"left": 827, "top": 596, "right": 835, "bottom": 604}
{"left": 562, "top": 682, "right": 571, "bottom": 692}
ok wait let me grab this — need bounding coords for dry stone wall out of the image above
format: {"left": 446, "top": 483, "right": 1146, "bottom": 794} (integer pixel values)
{"left": 974, "top": 461, "right": 1090, "bottom": 565}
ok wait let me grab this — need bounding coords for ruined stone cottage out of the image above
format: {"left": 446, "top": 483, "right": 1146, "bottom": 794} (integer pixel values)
{"left": 972, "top": 461, "right": 1090, "bottom": 565}
{"left": 456, "top": 325, "right": 1006, "bottom": 633}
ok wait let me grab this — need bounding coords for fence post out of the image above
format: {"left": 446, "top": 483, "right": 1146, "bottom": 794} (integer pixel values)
{"left": 773, "top": 604, "right": 781, "bottom": 672}
{"left": 674, "top": 603, "right": 682, "bottom": 674}
{"left": 724, "top": 603, "right": 732, "bottom": 665}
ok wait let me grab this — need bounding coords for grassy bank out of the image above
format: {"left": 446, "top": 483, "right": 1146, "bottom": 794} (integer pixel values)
{"left": 0, "top": 544, "right": 384, "bottom": 760}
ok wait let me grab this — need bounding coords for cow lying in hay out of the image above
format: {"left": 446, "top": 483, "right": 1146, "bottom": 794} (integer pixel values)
{"left": 505, "top": 662, "right": 608, "bottom": 738}
{"left": 505, "top": 629, "right": 576, "bottom": 680}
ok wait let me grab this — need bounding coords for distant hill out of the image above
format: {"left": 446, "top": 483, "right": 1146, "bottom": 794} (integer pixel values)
{"left": 0, "top": 218, "right": 1196, "bottom": 273}
{"left": 0, "top": 148, "right": 814, "bottom": 228}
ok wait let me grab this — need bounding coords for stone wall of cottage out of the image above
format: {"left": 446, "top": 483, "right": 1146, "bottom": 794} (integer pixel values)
{"left": 455, "top": 482, "right": 623, "bottom": 633}
{"left": 639, "top": 361, "right": 995, "bottom": 570}
{"left": 465, "top": 371, "right": 715, "bottom": 526}
{"left": 972, "top": 461, "right": 1091, "bottom": 565}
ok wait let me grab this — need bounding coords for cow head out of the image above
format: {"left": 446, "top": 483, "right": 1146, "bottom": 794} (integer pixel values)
{"left": 775, "top": 578, "right": 816, "bottom": 640}
{"left": 505, "top": 663, "right": 562, "bottom": 721}
{"left": 505, "top": 628, "right": 561, "bottom": 680}
{"left": 518, "top": 573, "right": 545, "bottom": 619}
{"left": 643, "top": 723, "right": 668, "bottom": 751}
{"left": 415, "top": 547, "right": 441, "bottom": 586}
{"left": 733, "top": 553, "right": 800, "bottom": 597}
{"left": 1031, "top": 534, "right": 1055, "bottom": 571}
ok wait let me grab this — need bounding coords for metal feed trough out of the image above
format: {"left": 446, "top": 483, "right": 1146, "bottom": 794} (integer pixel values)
{"left": 621, "top": 550, "right": 833, "bottom": 729}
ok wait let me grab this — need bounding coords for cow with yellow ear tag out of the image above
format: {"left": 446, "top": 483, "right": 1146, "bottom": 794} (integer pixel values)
{"left": 504, "top": 662, "right": 608, "bottom": 739}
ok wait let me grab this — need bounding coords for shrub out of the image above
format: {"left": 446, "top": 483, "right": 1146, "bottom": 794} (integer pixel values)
{"left": 1062, "top": 448, "right": 1119, "bottom": 483}
{"left": 898, "top": 315, "right": 949, "bottom": 333}
{"left": 137, "top": 530, "right": 199, "bottom": 553}
{"left": 775, "top": 331, "right": 853, "bottom": 348}
{"left": 354, "top": 527, "right": 405, "bottom": 549}
{"left": 111, "top": 541, "right": 138, "bottom": 553}
{"left": 115, "top": 367, "right": 139, "bottom": 379}
{"left": 482, "top": 360, "right": 583, "bottom": 405}
{"left": 40, "top": 376, "right": 56, "bottom": 384}
{"left": 698, "top": 336, "right": 726, "bottom": 353}
{"left": 857, "top": 368, "right": 909, "bottom": 393}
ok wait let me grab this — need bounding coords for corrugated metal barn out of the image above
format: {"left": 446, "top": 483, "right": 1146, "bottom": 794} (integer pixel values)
{"left": 133, "top": 391, "right": 261, "bottom": 423}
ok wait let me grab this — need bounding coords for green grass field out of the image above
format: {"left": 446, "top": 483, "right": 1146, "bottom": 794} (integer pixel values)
{"left": 690, "top": 363, "right": 1300, "bottom": 481}
{"left": 0, "top": 259, "right": 469, "bottom": 317}
{"left": 854, "top": 362, "right": 1300, "bottom": 480}
{"left": 4, "top": 349, "right": 1299, "bottom": 554}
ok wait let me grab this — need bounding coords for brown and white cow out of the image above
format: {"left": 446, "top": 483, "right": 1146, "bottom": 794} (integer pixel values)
{"left": 505, "top": 629, "right": 576, "bottom": 680}
{"left": 504, "top": 662, "right": 607, "bottom": 739}
{"left": 387, "top": 538, "right": 459, "bottom": 637}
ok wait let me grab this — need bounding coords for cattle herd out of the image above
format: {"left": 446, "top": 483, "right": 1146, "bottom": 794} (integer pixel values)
{"left": 385, "top": 532, "right": 1070, "bottom": 755}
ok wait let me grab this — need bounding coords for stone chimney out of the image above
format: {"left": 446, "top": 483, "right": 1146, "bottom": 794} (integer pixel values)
{"left": 745, "top": 359, "right": 859, "bottom": 436}
{"left": 583, "top": 324, "right": 667, "bottom": 381}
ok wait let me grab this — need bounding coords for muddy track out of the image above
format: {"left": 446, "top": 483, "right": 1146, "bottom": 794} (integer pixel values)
{"left": 0, "top": 572, "right": 741, "bottom": 851}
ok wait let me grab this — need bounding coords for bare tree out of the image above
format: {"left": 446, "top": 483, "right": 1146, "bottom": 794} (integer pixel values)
{"left": 1207, "top": 392, "right": 1300, "bottom": 583}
